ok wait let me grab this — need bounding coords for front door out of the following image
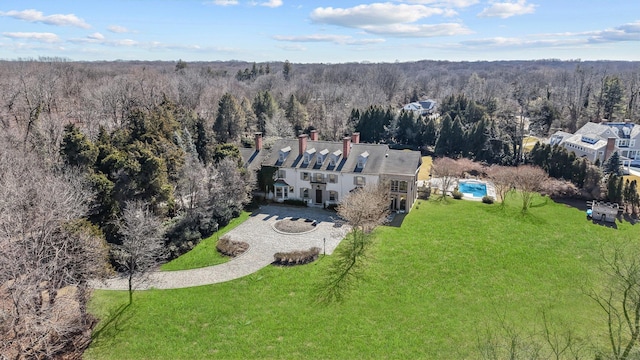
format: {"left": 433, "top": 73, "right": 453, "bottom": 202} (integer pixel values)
{"left": 316, "top": 189, "right": 323, "bottom": 204}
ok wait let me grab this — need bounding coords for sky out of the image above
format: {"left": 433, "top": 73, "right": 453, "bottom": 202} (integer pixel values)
{"left": 0, "top": 0, "right": 639, "bottom": 63}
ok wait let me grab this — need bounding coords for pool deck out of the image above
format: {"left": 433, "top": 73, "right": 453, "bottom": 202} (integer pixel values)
{"left": 429, "top": 177, "right": 496, "bottom": 201}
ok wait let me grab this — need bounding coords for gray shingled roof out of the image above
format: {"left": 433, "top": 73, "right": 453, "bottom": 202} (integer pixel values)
{"left": 243, "top": 137, "right": 420, "bottom": 177}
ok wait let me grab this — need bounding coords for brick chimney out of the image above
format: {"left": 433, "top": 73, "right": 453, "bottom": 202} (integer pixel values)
{"left": 310, "top": 129, "right": 319, "bottom": 141}
{"left": 343, "top": 136, "right": 351, "bottom": 158}
{"left": 351, "top": 132, "right": 360, "bottom": 144}
{"left": 298, "top": 134, "right": 308, "bottom": 155}
{"left": 604, "top": 137, "right": 616, "bottom": 162}
{"left": 254, "top": 132, "right": 263, "bottom": 151}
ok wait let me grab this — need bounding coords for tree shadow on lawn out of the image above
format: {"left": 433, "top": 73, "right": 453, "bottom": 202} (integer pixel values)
{"left": 90, "top": 300, "right": 136, "bottom": 350}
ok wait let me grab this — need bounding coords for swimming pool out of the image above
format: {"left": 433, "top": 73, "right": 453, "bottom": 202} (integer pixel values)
{"left": 458, "top": 180, "right": 487, "bottom": 198}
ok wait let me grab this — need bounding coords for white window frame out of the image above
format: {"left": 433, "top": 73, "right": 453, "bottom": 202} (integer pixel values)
{"left": 301, "top": 172, "right": 310, "bottom": 181}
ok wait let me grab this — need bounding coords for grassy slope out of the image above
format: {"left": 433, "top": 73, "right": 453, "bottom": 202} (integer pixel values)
{"left": 418, "top": 156, "right": 433, "bottom": 181}
{"left": 160, "top": 211, "right": 251, "bottom": 271}
{"left": 87, "top": 197, "right": 637, "bottom": 359}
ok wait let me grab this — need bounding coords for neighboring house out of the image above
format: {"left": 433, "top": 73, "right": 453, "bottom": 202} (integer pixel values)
{"left": 402, "top": 99, "right": 436, "bottom": 116}
{"left": 549, "top": 121, "right": 640, "bottom": 171}
{"left": 241, "top": 131, "right": 422, "bottom": 213}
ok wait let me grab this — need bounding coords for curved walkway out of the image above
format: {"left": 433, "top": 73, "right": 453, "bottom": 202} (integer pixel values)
{"left": 91, "top": 205, "right": 350, "bottom": 291}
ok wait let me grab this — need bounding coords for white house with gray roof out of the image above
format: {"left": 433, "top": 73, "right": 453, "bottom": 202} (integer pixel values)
{"left": 549, "top": 121, "right": 640, "bottom": 170}
{"left": 241, "top": 131, "right": 422, "bottom": 213}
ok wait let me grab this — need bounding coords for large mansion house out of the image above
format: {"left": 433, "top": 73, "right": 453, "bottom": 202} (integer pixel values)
{"left": 550, "top": 121, "right": 640, "bottom": 171}
{"left": 241, "top": 131, "right": 422, "bottom": 213}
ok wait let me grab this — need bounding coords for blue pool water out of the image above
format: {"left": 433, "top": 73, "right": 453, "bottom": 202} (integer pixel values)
{"left": 458, "top": 181, "right": 487, "bottom": 197}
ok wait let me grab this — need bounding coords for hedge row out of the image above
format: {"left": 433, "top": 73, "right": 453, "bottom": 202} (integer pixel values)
{"left": 216, "top": 235, "right": 249, "bottom": 257}
{"left": 273, "top": 247, "right": 321, "bottom": 266}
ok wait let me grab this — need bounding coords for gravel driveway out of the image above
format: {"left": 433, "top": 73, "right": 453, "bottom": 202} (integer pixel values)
{"left": 92, "top": 205, "right": 350, "bottom": 291}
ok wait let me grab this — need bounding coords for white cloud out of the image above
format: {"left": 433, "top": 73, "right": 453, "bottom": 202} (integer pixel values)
{"left": 3, "top": 32, "right": 60, "bottom": 43}
{"left": 209, "top": 0, "right": 239, "bottom": 6}
{"left": 273, "top": 34, "right": 385, "bottom": 45}
{"left": 276, "top": 44, "right": 307, "bottom": 52}
{"left": 309, "top": 3, "right": 471, "bottom": 38}
{"left": 88, "top": 32, "right": 105, "bottom": 40}
{"left": 402, "top": 0, "right": 479, "bottom": 7}
{"left": 108, "top": 25, "right": 131, "bottom": 33}
{"left": 260, "top": 0, "right": 283, "bottom": 8}
{"left": 478, "top": 0, "right": 536, "bottom": 19}
{"left": 362, "top": 22, "right": 472, "bottom": 37}
{"left": 0, "top": 9, "right": 90, "bottom": 28}
{"left": 589, "top": 21, "right": 640, "bottom": 43}
{"left": 311, "top": 3, "right": 447, "bottom": 27}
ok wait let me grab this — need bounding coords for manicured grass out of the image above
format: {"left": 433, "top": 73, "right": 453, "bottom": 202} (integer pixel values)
{"left": 87, "top": 197, "right": 637, "bottom": 359}
{"left": 160, "top": 211, "right": 251, "bottom": 271}
{"left": 418, "top": 155, "right": 433, "bottom": 180}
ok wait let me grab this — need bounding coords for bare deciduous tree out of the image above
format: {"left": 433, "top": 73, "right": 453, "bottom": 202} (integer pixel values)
{"left": 513, "top": 165, "right": 549, "bottom": 212}
{"left": 487, "top": 165, "right": 517, "bottom": 206}
{"left": 589, "top": 244, "right": 640, "bottom": 360}
{"left": 316, "top": 183, "right": 388, "bottom": 303}
{"left": 0, "top": 140, "right": 109, "bottom": 359}
{"left": 431, "top": 157, "right": 464, "bottom": 201}
{"left": 112, "top": 201, "right": 166, "bottom": 304}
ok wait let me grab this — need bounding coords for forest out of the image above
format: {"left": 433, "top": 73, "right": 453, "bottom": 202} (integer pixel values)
{"left": 1, "top": 57, "right": 640, "bottom": 357}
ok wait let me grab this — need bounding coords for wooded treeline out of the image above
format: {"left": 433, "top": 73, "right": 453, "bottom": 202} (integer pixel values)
{"left": 2, "top": 58, "right": 639, "bottom": 168}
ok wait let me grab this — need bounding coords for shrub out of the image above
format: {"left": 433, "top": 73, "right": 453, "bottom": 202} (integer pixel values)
{"left": 418, "top": 186, "right": 431, "bottom": 200}
{"left": 326, "top": 203, "right": 339, "bottom": 211}
{"left": 216, "top": 235, "right": 249, "bottom": 257}
{"left": 482, "top": 196, "right": 494, "bottom": 204}
{"left": 283, "top": 199, "right": 308, "bottom": 207}
{"left": 272, "top": 247, "right": 321, "bottom": 266}
{"left": 452, "top": 190, "right": 463, "bottom": 200}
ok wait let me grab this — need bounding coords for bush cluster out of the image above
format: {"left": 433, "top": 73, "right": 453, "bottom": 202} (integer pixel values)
{"left": 164, "top": 213, "right": 220, "bottom": 260}
{"left": 482, "top": 196, "right": 494, "bottom": 204}
{"left": 283, "top": 199, "right": 308, "bottom": 207}
{"left": 216, "top": 235, "right": 249, "bottom": 257}
{"left": 452, "top": 190, "right": 463, "bottom": 200}
{"left": 272, "top": 247, "right": 321, "bottom": 266}
{"left": 418, "top": 186, "right": 431, "bottom": 200}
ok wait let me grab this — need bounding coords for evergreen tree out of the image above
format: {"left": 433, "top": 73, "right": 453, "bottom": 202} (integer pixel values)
{"left": 253, "top": 91, "right": 278, "bottom": 134}
{"left": 60, "top": 123, "right": 98, "bottom": 169}
{"left": 451, "top": 116, "right": 465, "bottom": 157}
{"left": 195, "top": 117, "right": 213, "bottom": 165}
{"left": 282, "top": 60, "right": 292, "bottom": 81}
{"left": 604, "top": 151, "right": 622, "bottom": 175}
{"left": 396, "top": 110, "right": 417, "bottom": 145}
{"left": 355, "top": 106, "right": 391, "bottom": 143}
{"left": 422, "top": 117, "right": 437, "bottom": 147}
{"left": 435, "top": 114, "right": 453, "bottom": 157}
{"left": 600, "top": 75, "right": 624, "bottom": 120}
{"left": 465, "top": 118, "right": 488, "bottom": 159}
{"left": 285, "top": 94, "right": 309, "bottom": 134}
{"left": 214, "top": 93, "right": 245, "bottom": 143}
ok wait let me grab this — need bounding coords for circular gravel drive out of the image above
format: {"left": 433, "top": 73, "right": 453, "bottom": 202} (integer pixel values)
{"left": 92, "top": 205, "right": 350, "bottom": 291}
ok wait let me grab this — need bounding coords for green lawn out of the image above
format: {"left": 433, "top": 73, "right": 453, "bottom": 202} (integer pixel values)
{"left": 87, "top": 197, "right": 637, "bottom": 359}
{"left": 160, "top": 211, "right": 251, "bottom": 271}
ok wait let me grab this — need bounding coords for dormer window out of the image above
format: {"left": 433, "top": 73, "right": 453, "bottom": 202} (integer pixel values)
{"left": 303, "top": 148, "right": 316, "bottom": 165}
{"left": 316, "top": 149, "right": 329, "bottom": 166}
{"left": 329, "top": 150, "right": 342, "bottom": 167}
{"left": 357, "top": 151, "right": 369, "bottom": 170}
{"left": 278, "top": 146, "right": 291, "bottom": 163}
